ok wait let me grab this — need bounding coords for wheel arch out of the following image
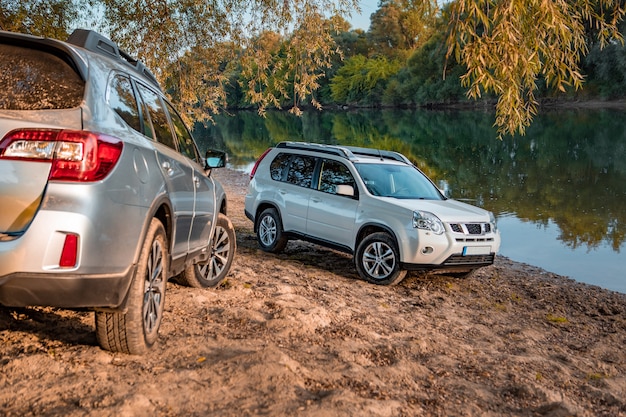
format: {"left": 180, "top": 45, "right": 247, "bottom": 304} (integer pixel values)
{"left": 150, "top": 197, "right": 174, "bottom": 255}
{"left": 355, "top": 223, "right": 401, "bottom": 252}
{"left": 253, "top": 201, "right": 282, "bottom": 233}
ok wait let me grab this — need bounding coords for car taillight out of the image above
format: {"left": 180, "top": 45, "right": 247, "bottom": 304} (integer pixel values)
{"left": 0, "top": 129, "right": 123, "bottom": 182}
{"left": 249, "top": 148, "right": 272, "bottom": 180}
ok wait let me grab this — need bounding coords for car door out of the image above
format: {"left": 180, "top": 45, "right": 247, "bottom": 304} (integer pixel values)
{"left": 164, "top": 100, "right": 215, "bottom": 253}
{"left": 136, "top": 82, "right": 196, "bottom": 260}
{"left": 278, "top": 154, "right": 315, "bottom": 233}
{"left": 306, "top": 159, "right": 358, "bottom": 248}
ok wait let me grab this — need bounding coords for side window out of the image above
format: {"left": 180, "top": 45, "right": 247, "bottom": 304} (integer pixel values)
{"left": 165, "top": 101, "right": 198, "bottom": 162}
{"left": 108, "top": 75, "right": 141, "bottom": 132}
{"left": 286, "top": 155, "right": 316, "bottom": 188}
{"left": 138, "top": 94, "right": 154, "bottom": 139}
{"left": 319, "top": 159, "right": 356, "bottom": 195}
{"left": 136, "top": 83, "right": 176, "bottom": 149}
{"left": 270, "top": 153, "right": 291, "bottom": 181}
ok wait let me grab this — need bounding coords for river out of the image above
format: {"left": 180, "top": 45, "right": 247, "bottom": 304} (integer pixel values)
{"left": 194, "top": 108, "right": 626, "bottom": 294}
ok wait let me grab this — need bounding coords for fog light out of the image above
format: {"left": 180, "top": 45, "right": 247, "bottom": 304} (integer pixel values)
{"left": 421, "top": 246, "right": 434, "bottom": 254}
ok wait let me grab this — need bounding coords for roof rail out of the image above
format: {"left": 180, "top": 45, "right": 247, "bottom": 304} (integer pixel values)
{"left": 66, "top": 29, "right": 161, "bottom": 90}
{"left": 276, "top": 141, "right": 356, "bottom": 159}
{"left": 343, "top": 146, "right": 412, "bottom": 164}
{"left": 275, "top": 141, "right": 412, "bottom": 165}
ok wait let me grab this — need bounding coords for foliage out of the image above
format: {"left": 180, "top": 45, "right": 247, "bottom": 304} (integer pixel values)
{"left": 446, "top": 0, "right": 625, "bottom": 137}
{"left": 0, "top": 0, "right": 86, "bottom": 39}
{"left": 330, "top": 55, "right": 402, "bottom": 104}
{"left": 6, "top": 0, "right": 626, "bottom": 135}
{"left": 369, "top": 0, "right": 439, "bottom": 58}
{"left": 97, "top": 0, "right": 358, "bottom": 124}
{"left": 392, "top": 30, "right": 467, "bottom": 105}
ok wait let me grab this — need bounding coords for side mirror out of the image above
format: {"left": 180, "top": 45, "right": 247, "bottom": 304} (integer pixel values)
{"left": 205, "top": 149, "right": 227, "bottom": 170}
{"left": 336, "top": 184, "right": 355, "bottom": 197}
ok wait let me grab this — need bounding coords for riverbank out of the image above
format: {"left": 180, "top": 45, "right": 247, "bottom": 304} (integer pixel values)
{"left": 0, "top": 168, "right": 624, "bottom": 416}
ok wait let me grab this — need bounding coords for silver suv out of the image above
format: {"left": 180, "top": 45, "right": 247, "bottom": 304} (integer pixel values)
{"left": 0, "top": 30, "right": 236, "bottom": 354}
{"left": 245, "top": 142, "right": 500, "bottom": 285}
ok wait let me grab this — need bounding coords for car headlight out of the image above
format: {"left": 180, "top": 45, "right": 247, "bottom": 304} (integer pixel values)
{"left": 489, "top": 211, "right": 498, "bottom": 231}
{"left": 413, "top": 211, "right": 444, "bottom": 235}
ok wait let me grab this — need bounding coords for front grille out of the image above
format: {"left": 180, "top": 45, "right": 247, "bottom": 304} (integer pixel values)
{"left": 443, "top": 253, "right": 495, "bottom": 266}
{"left": 466, "top": 223, "right": 482, "bottom": 234}
{"left": 449, "top": 222, "right": 491, "bottom": 235}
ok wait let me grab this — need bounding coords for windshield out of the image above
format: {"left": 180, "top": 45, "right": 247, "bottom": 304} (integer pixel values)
{"left": 355, "top": 162, "right": 444, "bottom": 200}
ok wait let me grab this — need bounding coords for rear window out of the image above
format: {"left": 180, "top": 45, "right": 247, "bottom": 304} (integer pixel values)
{"left": 0, "top": 43, "right": 84, "bottom": 110}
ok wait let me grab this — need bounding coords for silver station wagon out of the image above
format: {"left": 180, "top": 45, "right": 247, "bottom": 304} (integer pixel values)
{"left": 0, "top": 29, "right": 236, "bottom": 354}
{"left": 245, "top": 142, "right": 500, "bottom": 285}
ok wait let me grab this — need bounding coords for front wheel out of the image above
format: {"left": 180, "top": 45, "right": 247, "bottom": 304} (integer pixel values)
{"left": 179, "top": 213, "right": 236, "bottom": 288}
{"left": 95, "top": 218, "right": 168, "bottom": 354}
{"left": 355, "top": 232, "right": 407, "bottom": 286}
{"left": 256, "top": 208, "right": 288, "bottom": 253}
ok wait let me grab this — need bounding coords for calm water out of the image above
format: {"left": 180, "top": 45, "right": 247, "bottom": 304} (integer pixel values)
{"left": 194, "top": 108, "right": 626, "bottom": 294}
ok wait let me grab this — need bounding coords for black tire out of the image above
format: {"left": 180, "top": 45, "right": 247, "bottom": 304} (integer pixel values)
{"left": 95, "top": 218, "right": 168, "bottom": 354}
{"left": 256, "top": 207, "right": 288, "bottom": 253}
{"left": 355, "top": 232, "right": 407, "bottom": 285}
{"left": 179, "top": 213, "right": 236, "bottom": 288}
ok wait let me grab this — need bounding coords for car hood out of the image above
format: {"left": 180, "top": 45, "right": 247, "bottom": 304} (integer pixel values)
{"left": 383, "top": 197, "right": 491, "bottom": 223}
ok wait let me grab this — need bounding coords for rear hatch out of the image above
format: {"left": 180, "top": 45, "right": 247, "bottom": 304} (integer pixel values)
{"left": 0, "top": 34, "right": 85, "bottom": 236}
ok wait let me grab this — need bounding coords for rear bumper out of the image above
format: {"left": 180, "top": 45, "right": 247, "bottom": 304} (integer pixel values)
{"left": 0, "top": 184, "right": 146, "bottom": 309}
{"left": 0, "top": 267, "right": 135, "bottom": 308}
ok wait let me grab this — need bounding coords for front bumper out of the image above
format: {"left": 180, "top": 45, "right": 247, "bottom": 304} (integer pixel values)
{"left": 402, "top": 253, "right": 496, "bottom": 272}
{"left": 398, "top": 224, "right": 501, "bottom": 270}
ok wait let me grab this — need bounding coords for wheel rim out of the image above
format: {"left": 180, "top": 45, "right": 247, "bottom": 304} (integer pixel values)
{"left": 362, "top": 241, "right": 396, "bottom": 279}
{"left": 143, "top": 238, "right": 165, "bottom": 335}
{"left": 198, "top": 225, "right": 231, "bottom": 280}
{"left": 259, "top": 215, "right": 277, "bottom": 246}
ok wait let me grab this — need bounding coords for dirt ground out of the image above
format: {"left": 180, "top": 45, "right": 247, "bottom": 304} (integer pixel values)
{"left": 1, "top": 168, "right": 624, "bottom": 417}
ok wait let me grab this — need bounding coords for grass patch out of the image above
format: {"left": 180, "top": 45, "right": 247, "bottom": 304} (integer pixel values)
{"left": 546, "top": 313, "right": 568, "bottom": 324}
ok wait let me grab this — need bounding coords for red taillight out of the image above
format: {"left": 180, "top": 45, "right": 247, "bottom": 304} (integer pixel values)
{"left": 249, "top": 148, "right": 272, "bottom": 180}
{"left": 59, "top": 233, "right": 79, "bottom": 268}
{"left": 0, "top": 129, "right": 123, "bottom": 181}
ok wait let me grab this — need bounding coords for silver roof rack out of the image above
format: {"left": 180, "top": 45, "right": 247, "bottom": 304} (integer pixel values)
{"left": 275, "top": 141, "right": 412, "bottom": 164}
{"left": 67, "top": 29, "right": 160, "bottom": 90}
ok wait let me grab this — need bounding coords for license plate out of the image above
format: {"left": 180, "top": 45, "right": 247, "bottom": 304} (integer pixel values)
{"left": 463, "top": 246, "right": 491, "bottom": 256}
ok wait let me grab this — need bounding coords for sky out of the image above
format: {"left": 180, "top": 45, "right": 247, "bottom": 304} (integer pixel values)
{"left": 349, "top": 0, "right": 378, "bottom": 30}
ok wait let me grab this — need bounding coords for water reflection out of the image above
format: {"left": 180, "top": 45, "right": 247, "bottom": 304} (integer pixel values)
{"left": 194, "top": 108, "right": 626, "bottom": 293}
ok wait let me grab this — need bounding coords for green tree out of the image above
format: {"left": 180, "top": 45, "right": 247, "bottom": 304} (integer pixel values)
{"left": 330, "top": 54, "right": 402, "bottom": 104}
{"left": 369, "top": 0, "right": 438, "bottom": 58}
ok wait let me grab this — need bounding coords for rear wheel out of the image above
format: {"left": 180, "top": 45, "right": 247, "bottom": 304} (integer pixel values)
{"left": 95, "top": 218, "right": 168, "bottom": 354}
{"left": 256, "top": 208, "right": 288, "bottom": 253}
{"left": 355, "top": 232, "right": 407, "bottom": 285}
{"left": 179, "top": 213, "right": 236, "bottom": 288}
